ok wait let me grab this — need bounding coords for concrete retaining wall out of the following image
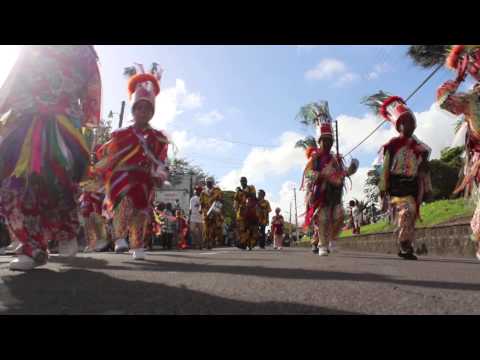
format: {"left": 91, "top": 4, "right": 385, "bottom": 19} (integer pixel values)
{"left": 337, "top": 223, "right": 477, "bottom": 258}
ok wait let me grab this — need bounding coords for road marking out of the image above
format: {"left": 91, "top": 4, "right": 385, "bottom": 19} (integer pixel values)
{"left": 198, "top": 251, "right": 230, "bottom": 255}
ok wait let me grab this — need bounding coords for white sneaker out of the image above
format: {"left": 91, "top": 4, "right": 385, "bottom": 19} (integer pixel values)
{"left": 6, "top": 240, "right": 20, "bottom": 252}
{"left": 132, "top": 248, "right": 145, "bottom": 260}
{"left": 318, "top": 247, "right": 329, "bottom": 256}
{"left": 58, "top": 239, "right": 79, "bottom": 257}
{"left": 114, "top": 238, "right": 129, "bottom": 253}
{"left": 9, "top": 255, "right": 44, "bottom": 271}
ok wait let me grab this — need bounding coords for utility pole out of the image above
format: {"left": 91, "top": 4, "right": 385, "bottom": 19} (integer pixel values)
{"left": 293, "top": 186, "right": 299, "bottom": 247}
{"left": 289, "top": 202, "right": 292, "bottom": 235}
{"left": 335, "top": 119, "right": 339, "bottom": 156}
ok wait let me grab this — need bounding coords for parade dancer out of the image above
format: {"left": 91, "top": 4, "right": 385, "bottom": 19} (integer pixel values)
{"left": 234, "top": 177, "right": 257, "bottom": 250}
{"left": 298, "top": 101, "right": 358, "bottom": 257}
{"left": 79, "top": 150, "right": 109, "bottom": 252}
{"left": 363, "top": 91, "right": 432, "bottom": 260}
{"left": 199, "top": 177, "right": 224, "bottom": 250}
{"left": 95, "top": 63, "right": 169, "bottom": 260}
{"left": 257, "top": 189, "right": 272, "bottom": 249}
{"left": 434, "top": 45, "right": 480, "bottom": 261}
{"left": 271, "top": 208, "right": 284, "bottom": 250}
{"left": 189, "top": 185, "right": 204, "bottom": 249}
{"left": 0, "top": 46, "right": 101, "bottom": 270}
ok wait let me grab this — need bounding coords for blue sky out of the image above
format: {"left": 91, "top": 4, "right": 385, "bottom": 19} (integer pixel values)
{"left": 0, "top": 45, "right": 471, "bottom": 219}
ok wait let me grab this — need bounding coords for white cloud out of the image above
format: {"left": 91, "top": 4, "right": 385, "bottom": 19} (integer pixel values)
{"left": 268, "top": 180, "right": 306, "bottom": 224}
{"left": 169, "top": 130, "right": 234, "bottom": 158}
{"left": 150, "top": 84, "right": 177, "bottom": 130}
{"left": 305, "top": 58, "right": 347, "bottom": 80}
{"left": 366, "top": 62, "right": 392, "bottom": 81}
{"left": 414, "top": 103, "right": 461, "bottom": 159}
{"left": 305, "top": 58, "right": 360, "bottom": 87}
{"left": 176, "top": 79, "right": 204, "bottom": 111}
{"left": 219, "top": 131, "right": 306, "bottom": 191}
{"left": 334, "top": 72, "right": 360, "bottom": 87}
{"left": 150, "top": 79, "right": 205, "bottom": 131}
{"left": 343, "top": 166, "right": 370, "bottom": 204}
{"left": 194, "top": 110, "right": 224, "bottom": 126}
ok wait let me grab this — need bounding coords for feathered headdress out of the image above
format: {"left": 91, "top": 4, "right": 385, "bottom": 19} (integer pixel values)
{"left": 407, "top": 45, "right": 480, "bottom": 82}
{"left": 362, "top": 91, "right": 416, "bottom": 132}
{"left": 295, "top": 136, "right": 318, "bottom": 158}
{"left": 124, "top": 63, "right": 164, "bottom": 111}
{"left": 296, "top": 100, "right": 334, "bottom": 139}
{"left": 445, "top": 45, "right": 480, "bottom": 82}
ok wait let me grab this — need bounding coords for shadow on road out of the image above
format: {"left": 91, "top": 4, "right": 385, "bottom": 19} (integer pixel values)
{"left": 0, "top": 268, "right": 358, "bottom": 315}
{"left": 337, "top": 253, "right": 480, "bottom": 265}
{"left": 47, "top": 255, "right": 480, "bottom": 293}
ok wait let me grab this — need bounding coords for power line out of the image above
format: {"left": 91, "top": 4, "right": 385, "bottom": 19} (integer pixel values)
{"left": 344, "top": 62, "right": 444, "bottom": 157}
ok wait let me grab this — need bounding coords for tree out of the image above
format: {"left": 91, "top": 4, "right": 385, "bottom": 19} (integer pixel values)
{"left": 364, "top": 166, "right": 381, "bottom": 205}
{"left": 427, "top": 146, "right": 464, "bottom": 201}
{"left": 222, "top": 190, "right": 235, "bottom": 226}
{"left": 167, "top": 158, "right": 209, "bottom": 187}
{"left": 440, "top": 146, "right": 464, "bottom": 170}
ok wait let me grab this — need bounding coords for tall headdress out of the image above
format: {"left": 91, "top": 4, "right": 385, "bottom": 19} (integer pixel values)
{"left": 124, "top": 63, "right": 164, "bottom": 111}
{"left": 445, "top": 45, "right": 480, "bottom": 82}
{"left": 362, "top": 91, "right": 416, "bottom": 132}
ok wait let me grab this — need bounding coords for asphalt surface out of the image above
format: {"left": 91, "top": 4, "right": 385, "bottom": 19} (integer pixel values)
{"left": 0, "top": 247, "right": 479, "bottom": 314}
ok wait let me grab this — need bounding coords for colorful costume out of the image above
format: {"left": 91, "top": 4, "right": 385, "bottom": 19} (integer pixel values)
{"left": 200, "top": 182, "right": 224, "bottom": 249}
{"left": 257, "top": 198, "right": 272, "bottom": 249}
{"left": 435, "top": 45, "right": 480, "bottom": 258}
{"left": 364, "top": 92, "right": 432, "bottom": 258}
{"left": 189, "top": 188, "right": 204, "bottom": 249}
{"left": 234, "top": 184, "right": 257, "bottom": 249}
{"left": 79, "top": 180, "right": 108, "bottom": 252}
{"left": 175, "top": 215, "right": 190, "bottom": 250}
{"left": 0, "top": 46, "right": 101, "bottom": 269}
{"left": 299, "top": 101, "right": 357, "bottom": 255}
{"left": 95, "top": 63, "right": 169, "bottom": 256}
{"left": 271, "top": 214, "right": 284, "bottom": 249}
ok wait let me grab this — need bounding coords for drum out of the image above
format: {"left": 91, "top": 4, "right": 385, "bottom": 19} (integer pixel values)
{"left": 207, "top": 201, "right": 223, "bottom": 218}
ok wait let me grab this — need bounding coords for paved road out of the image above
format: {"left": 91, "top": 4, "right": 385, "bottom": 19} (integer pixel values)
{"left": 0, "top": 247, "right": 479, "bottom": 314}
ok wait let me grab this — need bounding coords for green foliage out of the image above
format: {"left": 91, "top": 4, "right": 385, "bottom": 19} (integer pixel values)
{"left": 364, "top": 167, "right": 380, "bottom": 204}
{"left": 222, "top": 190, "right": 235, "bottom": 225}
{"left": 428, "top": 159, "right": 460, "bottom": 201}
{"left": 340, "top": 198, "right": 474, "bottom": 237}
{"left": 440, "top": 146, "right": 464, "bottom": 169}
{"left": 168, "top": 158, "right": 209, "bottom": 187}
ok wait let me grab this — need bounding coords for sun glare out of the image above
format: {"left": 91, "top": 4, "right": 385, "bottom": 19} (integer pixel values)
{"left": 0, "top": 45, "right": 21, "bottom": 88}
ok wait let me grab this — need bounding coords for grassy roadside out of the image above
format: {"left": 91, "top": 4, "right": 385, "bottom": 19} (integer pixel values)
{"left": 298, "top": 198, "right": 474, "bottom": 244}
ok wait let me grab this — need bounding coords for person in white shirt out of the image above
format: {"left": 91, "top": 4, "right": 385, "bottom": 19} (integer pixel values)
{"left": 189, "top": 186, "right": 204, "bottom": 249}
{"left": 352, "top": 201, "right": 362, "bottom": 235}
